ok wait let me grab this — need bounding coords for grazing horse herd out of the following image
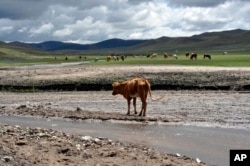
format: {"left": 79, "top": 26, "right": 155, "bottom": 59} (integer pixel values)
{"left": 55, "top": 51, "right": 215, "bottom": 63}
{"left": 163, "top": 53, "right": 178, "bottom": 59}
{"left": 107, "top": 55, "right": 126, "bottom": 62}
{"left": 186, "top": 52, "right": 211, "bottom": 60}
{"left": 106, "top": 52, "right": 213, "bottom": 62}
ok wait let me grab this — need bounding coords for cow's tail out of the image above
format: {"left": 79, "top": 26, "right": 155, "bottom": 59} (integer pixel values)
{"left": 147, "top": 82, "right": 165, "bottom": 101}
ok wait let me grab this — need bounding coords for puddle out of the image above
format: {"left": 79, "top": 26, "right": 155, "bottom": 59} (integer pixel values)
{"left": 17, "top": 62, "right": 89, "bottom": 70}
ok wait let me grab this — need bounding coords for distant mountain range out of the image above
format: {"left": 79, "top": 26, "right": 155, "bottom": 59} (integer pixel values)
{"left": 5, "top": 29, "right": 250, "bottom": 53}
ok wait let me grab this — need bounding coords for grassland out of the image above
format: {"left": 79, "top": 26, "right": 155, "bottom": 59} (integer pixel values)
{"left": 1, "top": 44, "right": 250, "bottom": 92}
{"left": 1, "top": 49, "right": 250, "bottom": 67}
{"left": 98, "top": 53, "right": 250, "bottom": 67}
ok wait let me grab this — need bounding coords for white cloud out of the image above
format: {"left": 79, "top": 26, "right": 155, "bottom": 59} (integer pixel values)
{"left": 128, "top": 32, "right": 144, "bottom": 39}
{"left": 53, "top": 28, "right": 72, "bottom": 38}
{"left": 29, "top": 23, "right": 54, "bottom": 36}
{"left": 0, "top": 26, "right": 13, "bottom": 33}
{"left": 0, "top": 0, "right": 249, "bottom": 43}
{"left": 18, "top": 27, "right": 27, "bottom": 33}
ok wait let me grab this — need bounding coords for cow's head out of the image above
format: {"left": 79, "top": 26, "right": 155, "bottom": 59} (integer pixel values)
{"left": 112, "top": 82, "right": 120, "bottom": 95}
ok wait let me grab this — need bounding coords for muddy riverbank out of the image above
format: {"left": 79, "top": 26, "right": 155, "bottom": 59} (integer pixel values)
{"left": 1, "top": 123, "right": 209, "bottom": 166}
{"left": 1, "top": 91, "right": 249, "bottom": 129}
{"left": 1, "top": 115, "right": 249, "bottom": 166}
{"left": 1, "top": 65, "right": 250, "bottom": 91}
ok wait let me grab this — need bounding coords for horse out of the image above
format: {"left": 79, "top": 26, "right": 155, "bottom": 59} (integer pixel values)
{"left": 190, "top": 53, "right": 197, "bottom": 60}
{"left": 203, "top": 54, "right": 211, "bottom": 60}
{"left": 150, "top": 53, "right": 157, "bottom": 59}
{"left": 172, "top": 54, "right": 178, "bottom": 59}
{"left": 164, "top": 53, "right": 168, "bottom": 58}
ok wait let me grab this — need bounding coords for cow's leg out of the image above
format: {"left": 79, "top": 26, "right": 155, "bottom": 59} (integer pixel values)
{"left": 133, "top": 97, "right": 137, "bottom": 114}
{"left": 139, "top": 102, "right": 144, "bottom": 116}
{"left": 139, "top": 101, "right": 147, "bottom": 116}
{"left": 143, "top": 101, "right": 147, "bottom": 116}
{"left": 138, "top": 99, "right": 143, "bottom": 116}
{"left": 127, "top": 98, "right": 132, "bottom": 115}
{"left": 139, "top": 92, "right": 148, "bottom": 116}
{"left": 139, "top": 103, "right": 143, "bottom": 116}
{"left": 143, "top": 92, "right": 148, "bottom": 116}
{"left": 138, "top": 109, "right": 142, "bottom": 116}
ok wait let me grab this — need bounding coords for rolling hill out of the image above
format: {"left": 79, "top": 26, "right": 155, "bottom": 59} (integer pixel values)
{"left": 131, "top": 29, "right": 250, "bottom": 53}
{"left": 3, "top": 29, "right": 250, "bottom": 54}
{"left": 10, "top": 39, "right": 147, "bottom": 52}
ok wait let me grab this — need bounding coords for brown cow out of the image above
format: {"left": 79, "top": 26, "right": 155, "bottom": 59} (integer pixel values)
{"left": 112, "top": 77, "right": 160, "bottom": 116}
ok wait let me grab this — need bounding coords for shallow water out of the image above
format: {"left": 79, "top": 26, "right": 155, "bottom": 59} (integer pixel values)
{"left": 0, "top": 115, "right": 249, "bottom": 166}
{"left": 1, "top": 91, "right": 250, "bottom": 129}
{"left": 17, "top": 62, "right": 89, "bottom": 70}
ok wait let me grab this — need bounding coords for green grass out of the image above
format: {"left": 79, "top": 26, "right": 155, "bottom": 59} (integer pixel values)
{"left": 1, "top": 49, "right": 250, "bottom": 67}
{"left": 96, "top": 53, "right": 250, "bottom": 67}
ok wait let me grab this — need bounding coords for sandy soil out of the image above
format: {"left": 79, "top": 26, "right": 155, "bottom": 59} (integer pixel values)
{"left": 1, "top": 64, "right": 250, "bottom": 165}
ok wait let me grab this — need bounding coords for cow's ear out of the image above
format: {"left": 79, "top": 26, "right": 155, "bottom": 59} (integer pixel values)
{"left": 112, "top": 82, "right": 119, "bottom": 87}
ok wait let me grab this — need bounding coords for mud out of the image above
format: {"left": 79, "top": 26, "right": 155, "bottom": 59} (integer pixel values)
{"left": 1, "top": 91, "right": 249, "bottom": 129}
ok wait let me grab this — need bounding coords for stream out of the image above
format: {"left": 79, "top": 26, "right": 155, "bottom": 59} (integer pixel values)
{"left": 1, "top": 115, "right": 249, "bottom": 166}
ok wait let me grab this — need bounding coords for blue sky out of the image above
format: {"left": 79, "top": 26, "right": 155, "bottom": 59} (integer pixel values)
{"left": 0, "top": 0, "right": 249, "bottom": 43}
